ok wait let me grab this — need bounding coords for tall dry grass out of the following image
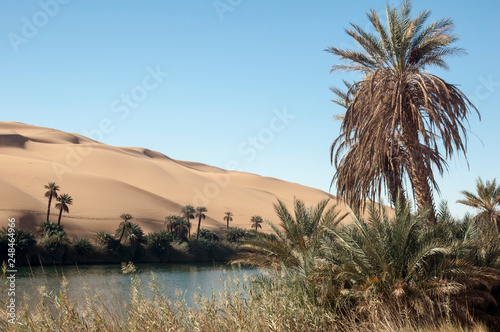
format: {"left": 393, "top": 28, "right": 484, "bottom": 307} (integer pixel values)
{"left": 0, "top": 263, "right": 489, "bottom": 332}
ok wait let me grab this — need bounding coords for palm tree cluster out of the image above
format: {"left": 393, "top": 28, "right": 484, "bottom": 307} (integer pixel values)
{"left": 235, "top": 197, "right": 500, "bottom": 326}
{"left": 44, "top": 182, "right": 73, "bottom": 226}
{"left": 327, "top": 0, "right": 479, "bottom": 222}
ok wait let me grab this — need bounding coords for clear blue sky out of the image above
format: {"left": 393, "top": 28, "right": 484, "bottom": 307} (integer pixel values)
{"left": 1, "top": 0, "right": 499, "bottom": 217}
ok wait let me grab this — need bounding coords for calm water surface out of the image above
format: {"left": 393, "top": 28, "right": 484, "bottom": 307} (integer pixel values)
{"left": 12, "top": 263, "right": 260, "bottom": 307}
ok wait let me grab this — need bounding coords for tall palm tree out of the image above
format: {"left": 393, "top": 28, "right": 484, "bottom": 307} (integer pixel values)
{"left": 223, "top": 211, "right": 233, "bottom": 230}
{"left": 181, "top": 205, "right": 195, "bottom": 238}
{"left": 250, "top": 215, "right": 263, "bottom": 232}
{"left": 457, "top": 177, "right": 500, "bottom": 230}
{"left": 116, "top": 213, "right": 133, "bottom": 243}
{"left": 55, "top": 193, "right": 73, "bottom": 226}
{"left": 327, "top": 0, "right": 478, "bottom": 222}
{"left": 44, "top": 182, "right": 60, "bottom": 222}
{"left": 195, "top": 206, "right": 207, "bottom": 239}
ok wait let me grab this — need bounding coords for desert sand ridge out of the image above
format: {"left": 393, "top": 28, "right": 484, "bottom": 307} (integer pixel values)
{"left": 0, "top": 121, "right": 353, "bottom": 239}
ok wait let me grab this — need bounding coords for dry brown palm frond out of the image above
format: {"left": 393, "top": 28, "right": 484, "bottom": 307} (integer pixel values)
{"left": 327, "top": 0, "right": 478, "bottom": 221}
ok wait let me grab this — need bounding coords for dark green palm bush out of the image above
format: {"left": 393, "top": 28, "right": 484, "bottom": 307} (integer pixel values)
{"left": 72, "top": 238, "right": 92, "bottom": 256}
{"left": 39, "top": 230, "right": 70, "bottom": 261}
{"left": 233, "top": 197, "right": 500, "bottom": 327}
{"left": 146, "top": 229, "right": 174, "bottom": 257}
{"left": 198, "top": 228, "right": 219, "bottom": 242}
{"left": 223, "top": 227, "right": 253, "bottom": 243}
{"left": 38, "top": 220, "right": 64, "bottom": 237}
{"left": 0, "top": 227, "right": 36, "bottom": 264}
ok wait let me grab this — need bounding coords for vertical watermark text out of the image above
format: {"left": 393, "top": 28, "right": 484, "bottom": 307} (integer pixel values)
{"left": 5, "top": 218, "right": 17, "bottom": 325}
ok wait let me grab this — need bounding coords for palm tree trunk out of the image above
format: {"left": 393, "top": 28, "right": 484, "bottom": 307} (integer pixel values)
{"left": 129, "top": 241, "right": 136, "bottom": 259}
{"left": 46, "top": 196, "right": 52, "bottom": 222}
{"left": 385, "top": 161, "right": 406, "bottom": 208}
{"left": 408, "top": 161, "right": 436, "bottom": 223}
{"left": 119, "top": 227, "right": 125, "bottom": 243}
{"left": 227, "top": 219, "right": 229, "bottom": 230}
{"left": 57, "top": 209, "right": 63, "bottom": 226}
{"left": 196, "top": 216, "right": 202, "bottom": 239}
{"left": 402, "top": 114, "right": 436, "bottom": 223}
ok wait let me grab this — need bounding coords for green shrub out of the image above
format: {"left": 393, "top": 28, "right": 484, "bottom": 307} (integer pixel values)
{"left": 146, "top": 230, "right": 174, "bottom": 257}
{"left": 188, "top": 238, "right": 214, "bottom": 260}
{"left": 39, "top": 231, "right": 70, "bottom": 261}
{"left": 94, "top": 231, "right": 113, "bottom": 246}
{"left": 198, "top": 228, "right": 219, "bottom": 242}
{"left": 223, "top": 227, "right": 253, "bottom": 243}
{"left": 234, "top": 198, "right": 500, "bottom": 327}
{"left": 39, "top": 221, "right": 64, "bottom": 237}
{"left": 72, "top": 238, "right": 92, "bottom": 256}
{"left": 0, "top": 227, "right": 36, "bottom": 263}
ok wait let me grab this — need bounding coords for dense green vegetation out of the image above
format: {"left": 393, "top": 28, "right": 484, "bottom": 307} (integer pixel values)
{"left": 0, "top": 219, "right": 243, "bottom": 265}
{"left": 234, "top": 197, "right": 500, "bottom": 329}
{"left": 1, "top": 1, "right": 499, "bottom": 330}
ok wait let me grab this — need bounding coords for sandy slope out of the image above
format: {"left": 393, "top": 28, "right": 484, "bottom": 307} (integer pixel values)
{"left": 0, "top": 122, "right": 354, "bottom": 239}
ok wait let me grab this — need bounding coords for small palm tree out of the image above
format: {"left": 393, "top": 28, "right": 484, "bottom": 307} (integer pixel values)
{"left": 164, "top": 214, "right": 178, "bottom": 232}
{"left": 170, "top": 216, "right": 190, "bottom": 242}
{"left": 457, "top": 177, "right": 500, "bottom": 230}
{"left": 235, "top": 199, "right": 347, "bottom": 270}
{"left": 125, "top": 223, "right": 145, "bottom": 258}
{"left": 72, "top": 238, "right": 92, "bottom": 260}
{"left": 146, "top": 229, "right": 174, "bottom": 257}
{"left": 195, "top": 206, "right": 207, "bottom": 239}
{"left": 250, "top": 215, "right": 263, "bottom": 232}
{"left": 41, "top": 230, "right": 69, "bottom": 262}
{"left": 44, "top": 182, "right": 60, "bottom": 222}
{"left": 116, "top": 213, "right": 133, "bottom": 243}
{"left": 94, "top": 231, "right": 113, "bottom": 246}
{"left": 55, "top": 193, "right": 73, "bottom": 226}
{"left": 223, "top": 211, "right": 233, "bottom": 230}
{"left": 181, "top": 205, "right": 195, "bottom": 238}
{"left": 115, "top": 220, "right": 145, "bottom": 259}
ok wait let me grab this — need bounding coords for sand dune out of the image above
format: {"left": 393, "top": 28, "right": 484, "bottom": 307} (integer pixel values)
{"left": 0, "top": 122, "right": 354, "bottom": 239}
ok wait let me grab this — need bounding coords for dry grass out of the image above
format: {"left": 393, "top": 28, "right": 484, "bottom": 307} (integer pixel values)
{"left": 0, "top": 265, "right": 489, "bottom": 332}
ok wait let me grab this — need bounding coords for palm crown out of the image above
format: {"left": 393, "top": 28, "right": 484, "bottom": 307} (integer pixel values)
{"left": 327, "top": 0, "right": 478, "bottom": 222}
{"left": 55, "top": 193, "right": 73, "bottom": 226}
{"left": 117, "top": 213, "right": 133, "bottom": 243}
{"left": 250, "top": 215, "right": 263, "bottom": 232}
{"left": 457, "top": 178, "right": 500, "bottom": 230}
{"left": 223, "top": 211, "right": 233, "bottom": 230}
